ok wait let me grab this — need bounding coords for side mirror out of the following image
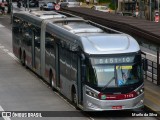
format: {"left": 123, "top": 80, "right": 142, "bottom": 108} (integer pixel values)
{"left": 143, "top": 59, "right": 148, "bottom": 71}
{"left": 81, "top": 65, "right": 86, "bottom": 83}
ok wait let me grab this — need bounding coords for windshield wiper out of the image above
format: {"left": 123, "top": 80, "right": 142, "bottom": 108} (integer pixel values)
{"left": 101, "top": 77, "right": 115, "bottom": 91}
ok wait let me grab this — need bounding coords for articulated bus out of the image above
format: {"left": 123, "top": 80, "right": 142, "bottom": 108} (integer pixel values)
{"left": 12, "top": 10, "right": 147, "bottom": 111}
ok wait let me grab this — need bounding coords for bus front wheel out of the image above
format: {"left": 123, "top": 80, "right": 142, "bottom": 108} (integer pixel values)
{"left": 72, "top": 88, "right": 79, "bottom": 109}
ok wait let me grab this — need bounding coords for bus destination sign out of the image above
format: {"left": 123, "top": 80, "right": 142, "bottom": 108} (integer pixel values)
{"left": 90, "top": 56, "right": 135, "bottom": 64}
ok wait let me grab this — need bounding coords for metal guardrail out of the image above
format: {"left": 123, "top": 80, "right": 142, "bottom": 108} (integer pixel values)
{"left": 144, "top": 59, "right": 158, "bottom": 84}
{"left": 142, "top": 49, "right": 160, "bottom": 86}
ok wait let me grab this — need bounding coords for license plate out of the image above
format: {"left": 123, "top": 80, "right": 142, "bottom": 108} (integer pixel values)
{"left": 112, "top": 106, "right": 122, "bottom": 110}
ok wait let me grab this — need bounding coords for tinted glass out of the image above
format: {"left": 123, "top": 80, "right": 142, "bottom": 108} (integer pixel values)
{"left": 116, "top": 64, "right": 142, "bottom": 86}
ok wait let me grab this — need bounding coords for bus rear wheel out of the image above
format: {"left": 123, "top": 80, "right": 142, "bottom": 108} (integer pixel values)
{"left": 23, "top": 52, "right": 28, "bottom": 68}
{"left": 50, "top": 71, "right": 55, "bottom": 91}
{"left": 19, "top": 49, "right": 23, "bottom": 65}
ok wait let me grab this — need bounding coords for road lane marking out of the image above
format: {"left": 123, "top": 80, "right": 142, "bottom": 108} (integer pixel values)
{"left": 3, "top": 49, "right": 9, "bottom": 52}
{"left": 0, "top": 105, "right": 11, "bottom": 120}
{"left": 0, "top": 46, "right": 4, "bottom": 48}
{"left": 7, "top": 52, "right": 19, "bottom": 61}
{"left": 0, "top": 24, "right": 4, "bottom": 27}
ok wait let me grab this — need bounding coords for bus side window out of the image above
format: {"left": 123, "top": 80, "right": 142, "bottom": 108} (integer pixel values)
{"left": 13, "top": 17, "right": 23, "bottom": 45}
{"left": 65, "top": 50, "right": 71, "bottom": 80}
{"left": 60, "top": 46, "right": 65, "bottom": 76}
{"left": 71, "top": 53, "right": 77, "bottom": 81}
{"left": 34, "top": 26, "right": 40, "bottom": 49}
{"left": 86, "top": 60, "right": 97, "bottom": 85}
{"left": 22, "top": 22, "right": 32, "bottom": 46}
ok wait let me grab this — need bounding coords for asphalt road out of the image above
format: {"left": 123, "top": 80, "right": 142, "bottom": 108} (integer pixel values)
{"left": 0, "top": 4, "right": 158, "bottom": 120}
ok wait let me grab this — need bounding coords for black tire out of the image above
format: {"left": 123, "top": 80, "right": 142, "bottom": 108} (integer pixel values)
{"left": 50, "top": 71, "right": 55, "bottom": 91}
{"left": 19, "top": 49, "right": 24, "bottom": 65}
{"left": 72, "top": 89, "right": 79, "bottom": 110}
{"left": 23, "top": 52, "right": 28, "bottom": 69}
{"left": 23, "top": 52, "right": 26, "bottom": 66}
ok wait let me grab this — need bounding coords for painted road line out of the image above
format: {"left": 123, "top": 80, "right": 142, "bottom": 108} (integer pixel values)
{"left": 7, "top": 52, "right": 19, "bottom": 61}
{"left": 0, "top": 105, "right": 11, "bottom": 120}
{"left": 0, "top": 24, "right": 5, "bottom": 28}
{"left": 3, "top": 49, "right": 9, "bottom": 52}
{"left": 0, "top": 46, "right": 5, "bottom": 49}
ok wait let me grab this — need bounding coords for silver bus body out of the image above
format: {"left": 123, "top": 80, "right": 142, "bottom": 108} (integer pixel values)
{"left": 12, "top": 10, "right": 144, "bottom": 111}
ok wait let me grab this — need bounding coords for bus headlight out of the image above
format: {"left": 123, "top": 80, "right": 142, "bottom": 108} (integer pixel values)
{"left": 86, "top": 89, "right": 107, "bottom": 100}
{"left": 86, "top": 89, "right": 98, "bottom": 99}
{"left": 136, "top": 87, "right": 144, "bottom": 95}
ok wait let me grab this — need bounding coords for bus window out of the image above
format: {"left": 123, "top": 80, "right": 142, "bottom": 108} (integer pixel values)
{"left": 13, "top": 17, "right": 23, "bottom": 45}
{"left": 93, "top": 65, "right": 115, "bottom": 87}
{"left": 71, "top": 53, "right": 77, "bottom": 81}
{"left": 116, "top": 64, "right": 142, "bottom": 86}
{"left": 22, "top": 22, "right": 32, "bottom": 46}
{"left": 65, "top": 50, "right": 71, "bottom": 80}
{"left": 59, "top": 46, "right": 66, "bottom": 76}
{"left": 86, "top": 65, "right": 97, "bottom": 85}
{"left": 34, "top": 26, "right": 40, "bottom": 49}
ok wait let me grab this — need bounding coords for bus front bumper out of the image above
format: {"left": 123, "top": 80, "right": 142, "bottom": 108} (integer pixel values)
{"left": 84, "top": 93, "right": 144, "bottom": 111}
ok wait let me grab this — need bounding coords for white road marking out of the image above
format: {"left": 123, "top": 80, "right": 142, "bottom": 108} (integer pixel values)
{"left": 0, "top": 45, "right": 19, "bottom": 61}
{"left": 0, "top": 24, "right": 5, "bottom": 27}
{"left": 0, "top": 46, "right": 4, "bottom": 49}
{"left": 3, "top": 49, "right": 9, "bottom": 52}
{"left": 0, "top": 105, "right": 11, "bottom": 120}
{"left": 7, "top": 52, "right": 19, "bottom": 61}
{"left": 88, "top": 117, "right": 94, "bottom": 120}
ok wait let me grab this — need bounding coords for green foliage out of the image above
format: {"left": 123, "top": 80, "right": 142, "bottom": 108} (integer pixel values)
{"left": 99, "top": 0, "right": 111, "bottom": 3}
{"left": 109, "top": 2, "right": 115, "bottom": 10}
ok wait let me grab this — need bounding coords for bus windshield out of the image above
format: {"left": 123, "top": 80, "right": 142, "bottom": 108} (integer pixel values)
{"left": 116, "top": 64, "right": 142, "bottom": 86}
{"left": 87, "top": 63, "right": 142, "bottom": 88}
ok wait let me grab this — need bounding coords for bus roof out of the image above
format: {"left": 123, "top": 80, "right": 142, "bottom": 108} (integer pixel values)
{"left": 13, "top": 11, "right": 140, "bottom": 55}
{"left": 46, "top": 16, "right": 140, "bottom": 54}
{"left": 81, "top": 34, "right": 140, "bottom": 54}
{"left": 13, "top": 10, "right": 82, "bottom": 26}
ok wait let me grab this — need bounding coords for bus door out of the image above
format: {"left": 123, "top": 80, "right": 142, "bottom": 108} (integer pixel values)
{"left": 32, "top": 26, "right": 41, "bottom": 73}
{"left": 55, "top": 43, "right": 60, "bottom": 88}
{"left": 31, "top": 31, "right": 35, "bottom": 69}
{"left": 77, "top": 56, "right": 83, "bottom": 105}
